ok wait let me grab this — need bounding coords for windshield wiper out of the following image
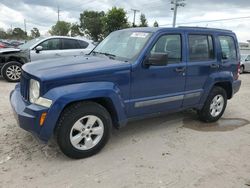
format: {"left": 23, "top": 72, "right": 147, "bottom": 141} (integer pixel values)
{"left": 92, "top": 51, "right": 116, "bottom": 59}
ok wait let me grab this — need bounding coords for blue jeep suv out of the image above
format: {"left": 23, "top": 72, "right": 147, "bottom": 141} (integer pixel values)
{"left": 10, "top": 27, "right": 241, "bottom": 159}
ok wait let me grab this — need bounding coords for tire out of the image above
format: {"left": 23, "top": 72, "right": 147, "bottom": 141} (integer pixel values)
{"left": 56, "top": 101, "right": 112, "bottom": 159}
{"left": 240, "top": 65, "right": 244, "bottom": 74}
{"left": 198, "top": 86, "right": 227, "bottom": 123}
{"left": 1, "top": 61, "right": 22, "bottom": 82}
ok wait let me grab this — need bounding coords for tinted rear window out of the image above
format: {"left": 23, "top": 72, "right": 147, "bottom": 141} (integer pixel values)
{"left": 188, "top": 35, "right": 215, "bottom": 61}
{"left": 219, "top": 36, "right": 237, "bottom": 61}
{"left": 78, "top": 40, "right": 89, "bottom": 49}
{"left": 62, "top": 39, "right": 81, "bottom": 49}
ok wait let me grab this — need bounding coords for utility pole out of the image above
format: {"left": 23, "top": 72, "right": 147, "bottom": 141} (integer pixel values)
{"left": 24, "top": 19, "right": 27, "bottom": 35}
{"left": 57, "top": 6, "right": 60, "bottom": 22}
{"left": 171, "top": 0, "right": 185, "bottom": 27}
{"left": 131, "top": 9, "right": 140, "bottom": 27}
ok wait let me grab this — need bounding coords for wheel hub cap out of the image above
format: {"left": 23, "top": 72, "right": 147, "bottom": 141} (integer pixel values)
{"left": 210, "top": 94, "right": 224, "bottom": 117}
{"left": 6, "top": 65, "right": 21, "bottom": 80}
{"left": 70, "top": 115, "right": 104, "bottom": 150}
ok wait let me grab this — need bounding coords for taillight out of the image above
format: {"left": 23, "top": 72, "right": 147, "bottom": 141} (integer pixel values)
{"left": 236, "top": 62, "right": 240, "bottom": 80}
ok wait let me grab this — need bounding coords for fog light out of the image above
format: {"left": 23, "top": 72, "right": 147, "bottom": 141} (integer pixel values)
{"left": 40, "top": 112, "right": 47, "bottom": 126}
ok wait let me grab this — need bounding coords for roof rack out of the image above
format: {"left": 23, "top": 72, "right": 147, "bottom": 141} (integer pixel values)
{"left": 178, "top": 26, "right": 232, "bottom": 32}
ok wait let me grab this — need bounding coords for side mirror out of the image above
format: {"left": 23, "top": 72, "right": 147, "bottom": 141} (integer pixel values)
{"left": 144, "top": 53, "right": 168, "bottom": 67}
{"left": 35, "top": 46, "right": 43, "bottom": 53}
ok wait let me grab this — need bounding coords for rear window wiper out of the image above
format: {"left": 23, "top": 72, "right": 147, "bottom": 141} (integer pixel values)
{"left": 92, "top": 51, "right": 116, "bottom": 59}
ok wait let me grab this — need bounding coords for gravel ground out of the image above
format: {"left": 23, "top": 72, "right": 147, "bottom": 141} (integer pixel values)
{"left": 0, "top": 74, "right": 250, "bottom": 188}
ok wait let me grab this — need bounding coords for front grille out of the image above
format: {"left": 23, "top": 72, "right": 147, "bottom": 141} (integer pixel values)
{"left": 20, "top": 73, "right": 29, "bottom": 101}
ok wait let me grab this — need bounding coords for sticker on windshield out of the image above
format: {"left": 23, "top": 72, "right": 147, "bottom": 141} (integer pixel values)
{"left": 130, "top": 32, "right": 149, "bottom": 38}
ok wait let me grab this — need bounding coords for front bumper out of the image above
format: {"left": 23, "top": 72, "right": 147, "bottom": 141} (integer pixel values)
{"left": 232, "top": 80, "right": 241, "bottom": 95}
{"left": 10, "top": 84, "right": 49, "bottom": 141}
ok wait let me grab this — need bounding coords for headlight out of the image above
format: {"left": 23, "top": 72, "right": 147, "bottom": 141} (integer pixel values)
{"left": 29, "top": 79, "right": 52, "bottom": 108}
{"left": 29, "top": 79, "right": 40, "bottom": 103}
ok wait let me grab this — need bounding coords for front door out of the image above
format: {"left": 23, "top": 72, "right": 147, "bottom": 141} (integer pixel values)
{"left": 30, "top": 38, "right": 61, "bottom": 61}
{"left": 129, "top": 33, "right": 186, "bottom": 117}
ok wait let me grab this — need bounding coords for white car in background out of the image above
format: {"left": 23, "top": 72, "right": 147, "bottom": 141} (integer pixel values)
{"left": 240, "top": 54, "right": 250, "bottom": 74}
{"left": 0, "top": 36, "right": 95, "bottom": 82}
{"left": 21, "top": 36, "right": 95, "bottom": 61}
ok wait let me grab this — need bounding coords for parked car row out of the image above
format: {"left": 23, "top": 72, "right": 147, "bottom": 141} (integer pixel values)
{"left": 0, "top": 40, "right": 24, "bottom": 48}
{"left": 0, "top": 36, "right": 95, "bottom": 82}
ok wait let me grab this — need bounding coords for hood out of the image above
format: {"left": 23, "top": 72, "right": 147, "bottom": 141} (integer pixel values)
{"left": 22, "top": 55, "right": 131, "bottom": 81}
{"left": 0, "top": 48, "right": 21, "bottom": 54}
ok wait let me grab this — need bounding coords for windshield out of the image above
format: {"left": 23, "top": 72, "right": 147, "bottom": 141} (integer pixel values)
{"left": 18, "top": 37, "right": 45, "bottom": 50}
{"left": 92, "top": 30, "right": 152, "bottom": 61}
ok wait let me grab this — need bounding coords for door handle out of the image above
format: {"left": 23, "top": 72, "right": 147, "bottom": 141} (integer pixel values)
{"left": 55, "top": 53, "right": 61, "bottom": 56}
{"left": 175, "top": 67, "right": 186, "bottom": 73}
{"left": 210, "top": 63, "right": 219, "bottom": 68}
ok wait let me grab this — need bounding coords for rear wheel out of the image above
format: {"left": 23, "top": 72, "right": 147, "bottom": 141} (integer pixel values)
{"left": 1, "top": 61, "right": 22, "bottom": 82}
{"left": 198, "top": 86, "right": 227, "bottom": 122}
{"left": 56, "top": 101, "right": 112, "bottom": 159}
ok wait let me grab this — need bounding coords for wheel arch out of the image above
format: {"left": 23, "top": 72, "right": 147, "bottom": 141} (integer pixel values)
{"left": 58, "top": 97, "right": 120, "bottom": 129}
{"left": 7, "top": 56, "right": 26, "bottom": 64}
{"left": 39, "top": 82, "right": 128, "bottom": 141}
{"left": 214, "top": 81, "right": 233, "bottom": 99}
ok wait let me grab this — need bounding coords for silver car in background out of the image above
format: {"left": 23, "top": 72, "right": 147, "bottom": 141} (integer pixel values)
{"left": 0, "top": 36, "right": 95, "bottom": 82}
{"left": 20, "top": 36, "right": 95, "bottom": 61}
{"left": 240, "top": 54, "right": 250, "bottom": 74}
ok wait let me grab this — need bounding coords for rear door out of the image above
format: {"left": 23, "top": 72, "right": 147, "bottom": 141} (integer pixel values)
{"left": 183, "top": 33, "right": 218, "bottom": 107}
{"left": 60, "top": 38, "right": 89, "bottom": 57}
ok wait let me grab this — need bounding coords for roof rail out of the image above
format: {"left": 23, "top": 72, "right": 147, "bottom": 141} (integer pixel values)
{"left": 178, "top": 26, "right": 232, "bottom": 32}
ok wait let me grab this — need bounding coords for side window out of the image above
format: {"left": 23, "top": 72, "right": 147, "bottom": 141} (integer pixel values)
{"left": 39, "top": 39, "right": 60, "bottom": 50}
{"left": 219, "top": 36, "right": 237, "bottom": 61}
{"left": 62, "top": 39, "right": 81, "bottom": 49}
{"left": 246, "top": 55, "right": 250, "bottom": 61}
{"left": 188, "top": 35, "right": 215, "bottom": 61}
{"left": 78, "top": 40, "right": 89, "bottom": 49}
{"left": 150, "top": 34, "right": 181, "bottom": 63}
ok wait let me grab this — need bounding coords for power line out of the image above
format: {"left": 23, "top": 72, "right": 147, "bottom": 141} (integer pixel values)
{"left": 159, "top": 16, "right": 250, "bottom": 26}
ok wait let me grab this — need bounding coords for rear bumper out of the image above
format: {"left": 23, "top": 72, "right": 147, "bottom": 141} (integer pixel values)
{"left": 232, "top": 80, "right": 241, "bottom": 96}
{"left": 10, "top": 84, "right": 49, "bottom": 142}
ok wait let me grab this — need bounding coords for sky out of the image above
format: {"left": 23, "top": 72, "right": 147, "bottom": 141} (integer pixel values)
{"left": 0, "top": 0, "right": 249, "bottom": 42}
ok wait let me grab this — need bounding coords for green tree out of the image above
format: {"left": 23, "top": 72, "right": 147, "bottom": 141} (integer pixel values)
{"left": 12, "top": 27, "right": 27, "bottom": 39}
{"left": 153, "top": 21, "right": 159, "bottom": 27}
{"left": 0, "top": 28, "right": 7, "bottom": 39}
{"left": 79, "top": 11, "right": 105, "bottom": 41}
{"left": 139, "top": 14, "right": 148, "bottom": 27}
{"left": 70, "top": 23, "right": 83, "bottom": 37}
{"left": 49, "top": 21, "right": 71, "bottom": 36}
{"left": 103, "top": 7, "right": 129, "bottom": 36}
{"left": 30, "top": 27, "right": 40, "bottom": 38}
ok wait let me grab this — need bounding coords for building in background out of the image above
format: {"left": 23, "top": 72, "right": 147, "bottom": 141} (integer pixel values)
{"left": 239, "top": 41, "right": 250, "bottom": 55}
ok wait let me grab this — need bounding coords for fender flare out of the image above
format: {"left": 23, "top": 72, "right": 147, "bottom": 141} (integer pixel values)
{"left": 199, "top": 71, "right": 234, "bottom": 105}
{"left": 39, "top": 82, "right": 128, "bottom": 141}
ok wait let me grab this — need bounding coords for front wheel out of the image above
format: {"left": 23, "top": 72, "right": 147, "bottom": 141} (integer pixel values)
{"left": 198, "top": 87, "right": 227, "bottom": 122}
{"left": 1, "top": 61, "right": 22, "bottom": 82}
{"left": 56, "top": 101, "right": 112, "bottom": 159}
